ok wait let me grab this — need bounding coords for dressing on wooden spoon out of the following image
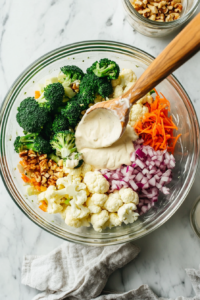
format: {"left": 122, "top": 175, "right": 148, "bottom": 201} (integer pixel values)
{"left": 76, "top": 13, "right": 200, "bottom": 149}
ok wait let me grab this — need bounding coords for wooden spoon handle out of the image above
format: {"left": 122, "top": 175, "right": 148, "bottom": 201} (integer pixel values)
{"left": 124, "top": 13, "right": 200, "bottom": 103}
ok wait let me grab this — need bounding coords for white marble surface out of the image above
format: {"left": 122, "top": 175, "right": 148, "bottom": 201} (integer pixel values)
{"left": 0, "top": 0, "right": 200, "bottom": 299}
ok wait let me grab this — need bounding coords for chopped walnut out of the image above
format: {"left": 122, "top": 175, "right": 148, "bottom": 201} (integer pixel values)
{"left": 130, "top": 0, "right": 182, "bottom": 22}
{"left": 39, "top": 154, "right": 47, "bottom": 160}
{"left": 39, "top": 159, "right": 49, "bottom": 172}
{"left": 19, "top": 150, "right": 28, "bottom": 158}
{"left": 48, "top": 178, "right": 56, "bottom": 186}
{"left": 28, "top": 150, "right": 37, "bottom": 157}
{"left": 48, "top": 159, "right": 57, "bottom": 170}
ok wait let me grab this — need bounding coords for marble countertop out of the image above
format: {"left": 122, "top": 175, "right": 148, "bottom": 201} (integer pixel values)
{"left": 1, "top": 0, "right": 200, "bottom": 299}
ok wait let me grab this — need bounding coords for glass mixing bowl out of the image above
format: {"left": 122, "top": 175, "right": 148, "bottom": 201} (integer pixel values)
{"left": 0, "top": 41, "right": 199, "bottom": 246}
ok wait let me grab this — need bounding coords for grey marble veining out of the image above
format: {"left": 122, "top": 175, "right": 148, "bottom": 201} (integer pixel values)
{"left": 0, "top": 1, "right": 200, "bottom": 299}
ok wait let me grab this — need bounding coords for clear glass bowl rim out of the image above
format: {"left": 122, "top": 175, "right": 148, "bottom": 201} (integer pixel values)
{"left": 0, "top": 40, "right": 199, "bottom": 246}
{"left": 122, "top": 0, "right": 200, "bottom": 28}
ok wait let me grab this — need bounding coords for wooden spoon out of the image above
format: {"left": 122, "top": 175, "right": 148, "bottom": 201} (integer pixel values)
{"left": 87, "top": 13, "right": 200, "bottom": 140}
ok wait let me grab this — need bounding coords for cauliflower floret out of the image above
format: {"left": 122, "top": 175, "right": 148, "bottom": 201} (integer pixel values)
{"left": 111, "top": 76, "right": 121, "bottom": 87}
{"left": 123, "top": 81, "right": 135, "bottom": 94}
{"left": 70, "top": 199, "right": 90, "bottom": 219}
{"left": 90, "top": 193, "right": 108, "bottom": 206}
{"left": 38, "top": 186, "right": 64, "bottom": 214}
{"left": 63, "top": 206, "right": 90, "bottom": 228}
{"left": 56, "top": 175, "right": 87, "bottom": 206}
{"left": 129, "top": 103, "right": 149, "bottom": 127}
{"left": 120, "top": 69, "right": 137, "bottom": 87}
{"left": 104, "top": 191, "right": 123, "bottom": 213}
{"left": 137, "top": 94, "right": 153, "bottom": 105}
{"left": 113, "top": 85, "right": 124, "bottom": 98}
{"left": 91, "top": 210, "right": 109, "bottom": 232}
{"left": 81, "top": 163, "right": 92, "bottom": 176}
{"left": 83, "top": 171, "right": 109, "bottom": 194}
{"left": 86, "top": 197, "right": 101, "bottom": 214}
{"left": 63, "top": 166, "right": 82, "bottom": 179}
{"left": 109, "top": 212, "right": 122, "bottom": 228}
{"left": 118, "top": 203, "right": 139, "bottom": 225}
{"left": 119, "top": 188, "right": 139, "bottom": 205}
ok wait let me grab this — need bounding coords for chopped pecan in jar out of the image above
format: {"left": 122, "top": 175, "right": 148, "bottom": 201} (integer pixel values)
{"left": 130, "top": 0, "right": 182, "bottom": 22}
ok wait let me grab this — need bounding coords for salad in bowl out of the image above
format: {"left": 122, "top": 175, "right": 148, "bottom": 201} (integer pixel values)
{"left": 14, "top": 57, "right": 181, "bottom": 232}
{"left": 1, "top": 41, "right": 198, "bottom": 245}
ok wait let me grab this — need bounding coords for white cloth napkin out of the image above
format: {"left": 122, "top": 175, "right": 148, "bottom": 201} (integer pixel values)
{"left": 21, "top": 242, "right": 200, "bottom": 300}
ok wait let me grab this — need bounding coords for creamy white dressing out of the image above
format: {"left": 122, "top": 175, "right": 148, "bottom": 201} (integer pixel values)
{"left": 77, "top": 126, "right": 138, "bottom": 170}
{"left": 75, "top": 108, "right": 122, "bottom": 149}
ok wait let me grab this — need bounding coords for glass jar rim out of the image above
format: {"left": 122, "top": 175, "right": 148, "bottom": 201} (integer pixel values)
{"left": 122, "top": 0, "right": 200, "bottom": 28}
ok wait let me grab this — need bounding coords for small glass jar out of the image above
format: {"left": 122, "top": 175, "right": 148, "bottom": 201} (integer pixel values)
{"left": 190, "top": 196, "right": 200, "bottom": 238}
{"left": 121, "top": 0, "right": 200, "bottom": 37}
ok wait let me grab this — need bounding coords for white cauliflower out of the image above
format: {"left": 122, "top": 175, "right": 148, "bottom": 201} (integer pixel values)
{"left": 119, "top": 188, "right": 139, "bottom": 205}
{"left": 129, "top": 103, "right": 149, "bottom": 127}
{"left": 70, "top": 199, "right": 90, "bottom": 219}
{"left": 38, "top": 186, "right": 64, "bottom": 214}
{"left": 108, "top": 212, "right": 122, "bottom": 228}
{"left": 63, "top": 206, "right": 90, "bottom": 228}
{"left": 120, "top": 68, "right": 137, "bottom": 87}
{"left": 86, "top": 197, "right": 101, "bottom": 214}
{"left": 123, "top": 81, "right": 135, "bottom": 94}
{"left": 57, "top": 175, "right": 87, "bottom": 206}
{"left": 63, "top": 166, "right": 82, "bottom": 179}
{"left": 104, "top": 191, "right": 123, "bottom": 213}
{"left": 113, "top": 85, "right": 124, "bottom": 98}
{"left": 90, "top": 193, "right": 108, "bottom": 206}
{"left": 91, "top": 210, "right": 109, "bottom": 232}
{"left": 137, "top": 94, "right": 153, "bottom": 105}
{"left": 118, "top": 203, "right": 139, "bottom": 225}
{"left": 81, "top": 163, "right": 92, "bottom": 176}
{"left": 83, "top": 171, "right": 109, "bottom": 194}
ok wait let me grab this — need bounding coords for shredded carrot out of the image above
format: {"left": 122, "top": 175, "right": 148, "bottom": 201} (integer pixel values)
{"left": 35, "top": 90, "right": 41, "bottom": 99}
{"left": 39, "top": 200, "right": 47, "bottom": 212}
{"left": 134, "top": 90, "right": 181, "bottom": 154}
{"left": 21, "top": 173, "right": 32, "bottom": 183}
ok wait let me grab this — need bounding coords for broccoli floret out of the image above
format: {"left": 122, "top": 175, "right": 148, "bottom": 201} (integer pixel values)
{"left": 87, "top": 58, "right": 120, "bottom": 80}
{"left": 52, "top": 114, "right": 69, "bottom": 133}
{"left": 63, "top": 152, "right": 83, "bottom": 169}
{"left": 50, "top": 130, "right": 77, "bottom": 158}
{"left": 61, "top": 100, "right": 82, "bottom": 128}
{"left": 14, "top": 133, "right": 51, "bottom": 154}
{"left": 98, "top": 81, "right": 113, "bottom": 98}
{"left": 79, "top": 73, "right": 99, "bottom": 97}
{"left": 59, "top": 65, "right": 84, "bottom": 86}
{"left": 40, "top": 119, "right": 53, "bottom": 140}
{"left": 36, "top": 83, "right": 64, "bottom": 112}
{"left": 16, "top": 97, "right": 49, "bottom": 133}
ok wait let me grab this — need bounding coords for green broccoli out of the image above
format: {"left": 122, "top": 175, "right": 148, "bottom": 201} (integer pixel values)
{"left": 63, "top": 152, "right": 83, "bottom": 169}
{"left": 87, "top": 58, "right": 120, "bottom": 80}
{"left": 98, "top": 81, "right": 113, "bottom": 98}
{"left": 50, "top": 130, "right": 77, "bottom": 158}
{"left": 40, "top": 119, "right": 53, "bottom": 140}
{"left": 16, "top": 97, "right": 49, "bottom": 133}
{"left": 52, "top": 114, "right": 69, "bottom": 133}
{"left": 59, "top": 65, "right": 84, "bottom": 87}
{"left": 14, "top": 133, "right": 51, "bottom": 154}
{"left": 61, "top": 100, "right": 82, "bottom": 128}
{"left": 79, "top": 73, "right": 99, "bottom": 97}
{"left": 36, "top": 83, "right": 64, "bottom": 112}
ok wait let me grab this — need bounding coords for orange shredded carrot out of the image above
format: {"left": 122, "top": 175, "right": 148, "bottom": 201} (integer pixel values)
{"left": 35, "top": 90, "right": 41, "bottom": 99}
{"left": 134, "top": 90, "right": 181, "bottom": 154}
{"left": 21, "top": 173, "right": 32, "bottom": 183}
{"left": 39, "top": 200, "right": 47, "bottom": 212}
